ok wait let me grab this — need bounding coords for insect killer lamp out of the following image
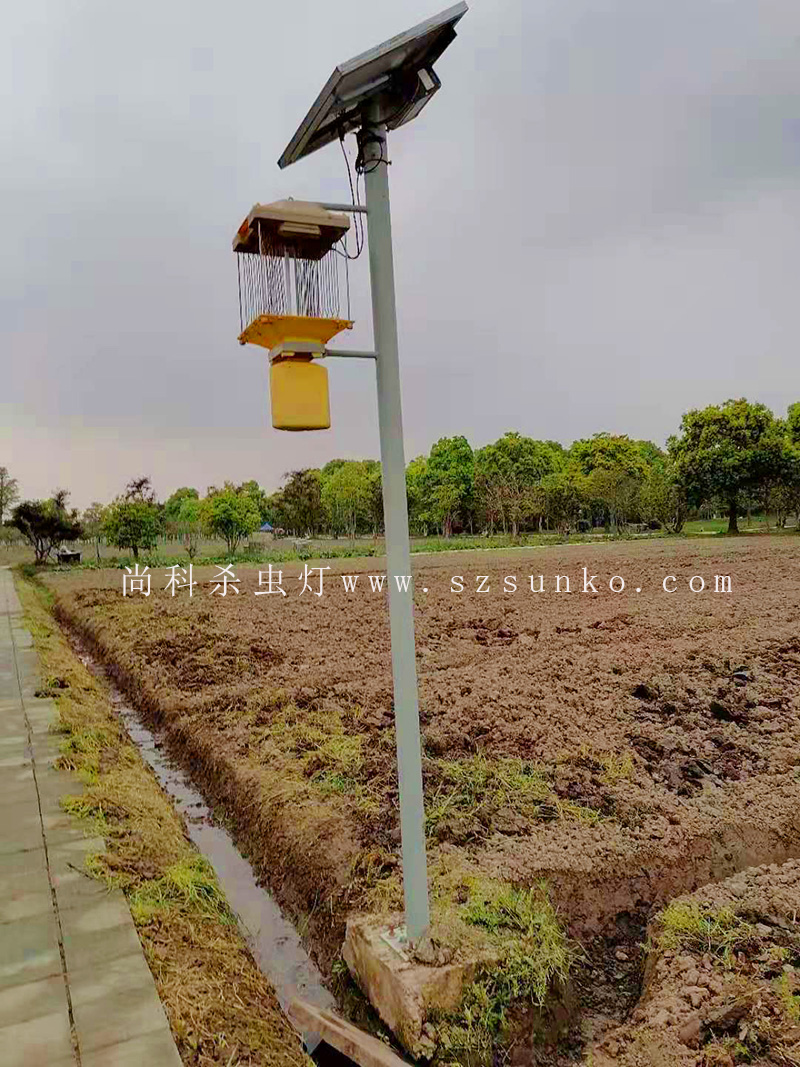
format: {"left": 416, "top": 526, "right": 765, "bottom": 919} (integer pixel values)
{"left": 233, "top": 199, "right": 354, "bottom": 430}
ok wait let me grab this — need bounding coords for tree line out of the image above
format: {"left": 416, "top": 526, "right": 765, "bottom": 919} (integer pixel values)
{"left": 269, "top": 397, "right": 800, "bottom": 539}
{"left": 4, "top": 397, "right": 800, "bottom": 562}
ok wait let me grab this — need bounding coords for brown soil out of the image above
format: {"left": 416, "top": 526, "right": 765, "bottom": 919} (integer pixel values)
{"left": 591, "top": 860, "right": 800, "bottom": 1066}
{"left": 45, "top": 536, "right": 800, "bottom": 1057}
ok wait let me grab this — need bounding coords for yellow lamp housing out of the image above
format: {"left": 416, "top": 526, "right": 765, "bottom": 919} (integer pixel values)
{"left": 270, "top": 356, "right": 330, "bottom": 431}
{"left": 233, "top": 199, "right": 356, "bottom": 431}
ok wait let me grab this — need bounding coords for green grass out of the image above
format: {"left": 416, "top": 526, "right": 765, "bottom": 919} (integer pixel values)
{"left": 127, "top": 856, "right": 234, "bottom": 924}
{"left": 434, "top": 880, "right": 574, "bottom": 1061}
{"left": 657, "top": 900, "right": 756, "bottom": 964}
{"left": 776, "top": 973, "right": 800, "bottom": 1024}
{"left": 60, "top": 794, "right": 111, "bottom": 836}
{"left": 598, "top": 750, "right": 635, "bottom": 784}
{"left": 55, "top": 727, "right": 108, "bottom": 774}
{"left": 683, "top": 515, "right": 798, "bottom": 537}
{"left": 30, "top": 527, "right": 663, "bottom": 572}
{"left": 425, "top": 754, "right": 600, "bottom": 838}
{"left": 265, "top": 703, "right": 381, "bottom": 815}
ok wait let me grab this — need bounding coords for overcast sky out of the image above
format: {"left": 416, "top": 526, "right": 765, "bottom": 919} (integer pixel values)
{"left": 3, "top": 0, "right": 799, "bottom": 509}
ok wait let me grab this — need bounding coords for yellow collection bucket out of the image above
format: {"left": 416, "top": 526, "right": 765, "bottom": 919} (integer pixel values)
{"left": 270, "top": 358, "right": 330, "bottom": 431}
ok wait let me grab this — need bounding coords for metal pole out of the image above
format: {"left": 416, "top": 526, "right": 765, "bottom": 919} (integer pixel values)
{"left": 361, "top": 102, "right": 429, "bottom": 942}
{"left": 318, "top": 202, "right": 369, "bottom": 215}
{"left": 323, "top": 349, "right": 377, "bottom": 359}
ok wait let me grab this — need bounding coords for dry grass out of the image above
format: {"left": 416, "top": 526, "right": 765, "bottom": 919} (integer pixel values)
{"left": 15, "top": 571, "right": 311, "bottom": 1067}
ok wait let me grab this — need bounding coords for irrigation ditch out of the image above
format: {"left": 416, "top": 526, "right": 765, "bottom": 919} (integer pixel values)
{"left": 69, "top": 631, "right": 375, "bottom": 1066}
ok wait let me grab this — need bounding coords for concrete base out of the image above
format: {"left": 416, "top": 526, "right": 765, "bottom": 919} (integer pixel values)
{"left": 343, "top": 914, "right": 499, "bottom": 1059}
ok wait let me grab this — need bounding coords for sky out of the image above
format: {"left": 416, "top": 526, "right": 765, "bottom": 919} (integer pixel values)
{"left": 3, "top": 0, "right": 799, "bottom": 510}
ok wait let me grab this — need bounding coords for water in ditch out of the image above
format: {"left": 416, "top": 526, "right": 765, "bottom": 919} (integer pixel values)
{"left": 74, "top": 642, "right": 353, "bottom": 1064}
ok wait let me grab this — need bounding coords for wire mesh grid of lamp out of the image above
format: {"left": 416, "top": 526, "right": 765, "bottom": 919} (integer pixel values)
{"left": 236, "top": 220, "right": 350, "bottom": 333}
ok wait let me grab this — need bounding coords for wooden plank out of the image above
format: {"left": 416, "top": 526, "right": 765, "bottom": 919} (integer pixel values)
{"left": 287, "top": 998, "right": 408, "bottom": 1067}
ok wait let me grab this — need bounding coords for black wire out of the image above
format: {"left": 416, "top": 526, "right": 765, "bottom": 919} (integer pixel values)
{"left": 334, "top": 133, "right": 365, "bottom": 261}
{"left": 332, "top": 123, "right": 389, "bottom": 264}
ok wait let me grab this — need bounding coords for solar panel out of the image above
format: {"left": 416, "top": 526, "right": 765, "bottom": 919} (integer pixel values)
{"left": 278, "top": 2, "right": 468, "bottom": 169}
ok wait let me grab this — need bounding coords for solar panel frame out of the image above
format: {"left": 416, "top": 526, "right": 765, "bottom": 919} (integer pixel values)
{"left": 277, "top": 2, "right": 468, "bottom": 169}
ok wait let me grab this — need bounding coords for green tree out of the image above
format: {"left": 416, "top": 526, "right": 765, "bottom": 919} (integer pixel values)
{"left": 425, "top": 436, "right": 474, "bottom": 537}
{"left": 639, "top": 464, "right": 687, "bottom": 533}
{"left": 0, "top": 467, "right": 20, "bottom": 526}
{"left": 321, "top": 459, "right": 348, "bottom": 481}
{"left": 321, "top": 461, "right": 372, "bottom": 539}
{"left": 542, "top": 466, "right": 585, "bottom": 536}
{"left": 263, "top": 490, "right": 288, "bottom": 531}
{"left": 280, "top": 469, "right": 325, "bottom": 536}
{"left": 364, "top": 460, "right": 383, "bottom": 536}
{"left": 406, "top": 456, "right": 431, "bottom": 535}
{"left": 475, "top": 433, "right": 560, "bottom": 536}
{"left": 570, "top": 434, "right": 654, "bottom": 530}
{"left": 584, "top": 468, "right": 643, "bottom": 531}
{"left": 787, "top": 402, "right": 800, "bottom": 445}
{"left": 81, "top": 503, "right": 107, "bottom": 563}
{"left": 104, "top": 499, "right": 160, "bottom": 559}
{"left": 125, "top": 476, "right": 157, "bottom": 503}
{"left": 634, "top": 440, "right": 667, "bottom": 471}
{"left": 0, "top": 525, "right": 20, "bottom": 551}
{"left": 474, "top": 444, "right": 507, "bottom": 534}
{"left": 176, "top": 496, "right": 203, "bottom": 559}
{"left": 571, "top": 433, "right": 649, "bottom": 478}
{"left": 669, "top": 398, "right": 795, "bottom": 534}
{"left": 200, "top": 486, "right": 260, "bottom": 554}
{"left": 163, "top": 487, "right": 199, "bottom": 524}
{"left": 237, "top": 480, "right": 271, "bottom": 522}
{"left": 11, "top": 492, "right": 83, "bottom": 564}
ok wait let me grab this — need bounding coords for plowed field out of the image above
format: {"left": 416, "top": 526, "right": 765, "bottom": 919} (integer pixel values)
{"left": 45, "top": 535, "right": 800, "bottom": 1060}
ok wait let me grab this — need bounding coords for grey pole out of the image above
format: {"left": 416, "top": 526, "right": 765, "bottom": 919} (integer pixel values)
{"left": 361, "top": 103, "right": 430, "bottom": 942}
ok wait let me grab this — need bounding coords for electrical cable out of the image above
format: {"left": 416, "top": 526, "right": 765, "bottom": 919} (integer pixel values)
{"left": 334, "top": 133, "right": 365, "bottom": 261}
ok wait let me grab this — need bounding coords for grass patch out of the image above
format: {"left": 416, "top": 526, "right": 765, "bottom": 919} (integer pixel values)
{"left": 55, "top": 727, "right": 107, "bottom": 773}
{"left": 598, "top": 750, "right": 635, "bottom": 784}
{"left": 425, "top": 754, "right": 600, "bottom": 839}
{"left": 266, "top": 702, "right": 381, "bottom": 814}
{"left": 60, "top": 794, "right": 111, "bottom": 836}
{"left": 776, "top": 973, "right": 800, "bottom": 1024}
{"left": 657, "top": 901, "right": 756, "bottom": 965}
{"left": 128, "top": 856, "right": 233, "bottom": 924}
{"left": 433, "top": 879, "right": 574, "bottom": 1062}
{"left": 355, "top": 854, "right": 575, "bottom": 1061}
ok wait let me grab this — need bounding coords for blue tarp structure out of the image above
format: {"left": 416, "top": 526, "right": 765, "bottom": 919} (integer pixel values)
{"left": 259, "top": 522, "right": 274, "bottom": 532}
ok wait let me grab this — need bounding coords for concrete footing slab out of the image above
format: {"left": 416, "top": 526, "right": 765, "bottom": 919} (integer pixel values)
{"left": 343, "top": 914, "right": 499, "bottom": 1059}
